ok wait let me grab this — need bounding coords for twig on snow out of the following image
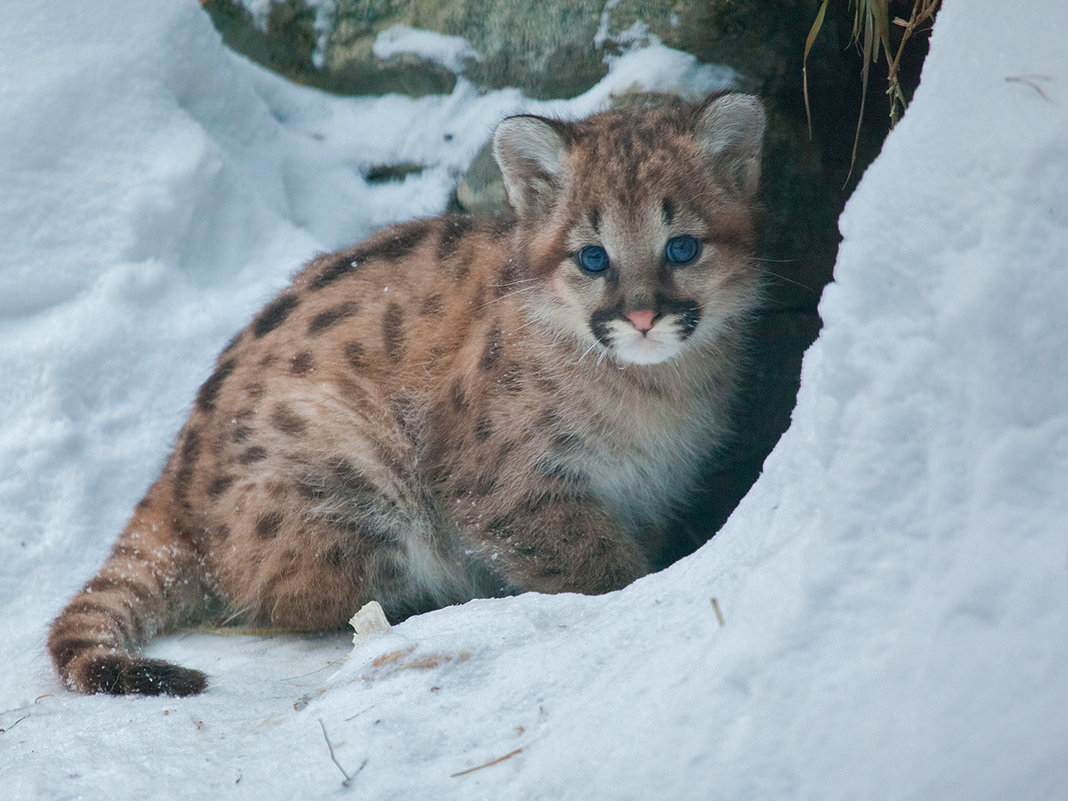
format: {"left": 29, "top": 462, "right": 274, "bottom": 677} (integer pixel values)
{"left": 319, "top": 718, "right": 366, "bottom": 788}
{"left": 710, "top": 597, "right": 725, "bottom": 626}
{"left": 0, "top": 715, "right": 28, "bottom": 733}
{"left": 451, "top": 747, "right": 524, "bottom": 778}
{"left": 1005, "top": 74, "right": 1052, "bottom": 102}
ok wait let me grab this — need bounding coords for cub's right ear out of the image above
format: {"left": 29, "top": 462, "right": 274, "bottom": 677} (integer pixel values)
{"left": 492, "top": 115, "right": 572, "bottom": 218}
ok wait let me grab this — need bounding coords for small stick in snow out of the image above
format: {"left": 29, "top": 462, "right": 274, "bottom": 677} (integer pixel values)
{"left": 450, "top": 748, "right": 524, "bottom": 778}
{"left": 1005, "top": 74, "right": 1052, "bottom": 102}
{"left": 710, "top": 597, "right": 725, "bottom": 626}
{"left": 319, "top": 718, "right": 366, "bottom": 788}
{"left": 344, "top": 704, "right": 377, "bottom": 721}
{"left": 0, "top": 715, "right": 28, "bottom": 733}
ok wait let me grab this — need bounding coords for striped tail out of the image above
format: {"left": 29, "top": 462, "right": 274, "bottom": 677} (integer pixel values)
{"left": 47, "top": 478, "right": 209, "bottom": 696}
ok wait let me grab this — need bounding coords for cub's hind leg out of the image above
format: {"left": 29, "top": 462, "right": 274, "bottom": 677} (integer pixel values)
{"left": 201, "top": 392, "right": 495, "bottom": 630}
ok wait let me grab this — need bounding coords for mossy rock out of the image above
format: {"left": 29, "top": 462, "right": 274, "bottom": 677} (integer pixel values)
{"left": 203, "top": 0, "right": 815, "bottom": 101}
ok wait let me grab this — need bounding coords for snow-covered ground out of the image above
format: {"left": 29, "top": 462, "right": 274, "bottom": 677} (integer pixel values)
{"left": 2, "top": 0, "right": 1066, "bottom": 798}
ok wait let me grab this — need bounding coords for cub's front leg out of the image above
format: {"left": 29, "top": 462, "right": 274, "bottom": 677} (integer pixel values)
{"left": 464, "top": 494, "right": 651, "bottom": 596}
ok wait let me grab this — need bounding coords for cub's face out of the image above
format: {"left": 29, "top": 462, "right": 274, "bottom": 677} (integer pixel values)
{"left": 493, "top": 94, "right": 766, "bottom": 367}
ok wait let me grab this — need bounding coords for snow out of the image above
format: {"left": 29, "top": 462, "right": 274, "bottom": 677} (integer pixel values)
{"left": 372, "top": 25, "right": 482, "bottom": 73}
{"left": 2, "top": 0, "right": 1067, "bottom": 798}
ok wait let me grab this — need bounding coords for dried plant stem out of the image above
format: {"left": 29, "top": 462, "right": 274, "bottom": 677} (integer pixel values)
{"left": 451, "top": 748, "right": 524, "bottom": 778}
{"left": 804, "top": 0, "right": 942, "bottom": 185}
{"left": 710, "top": 597, "right": 725, "bottom": 626}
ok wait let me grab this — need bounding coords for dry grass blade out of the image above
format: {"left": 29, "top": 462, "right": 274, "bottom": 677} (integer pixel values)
{"left": 803, "top": 0, "right": 830, "bottom": 139}
{"left": 805, "top": 0, "right": 942, "bottom": 186}
{"left": 845, "top": 1, "right": 879, "bottom": 186}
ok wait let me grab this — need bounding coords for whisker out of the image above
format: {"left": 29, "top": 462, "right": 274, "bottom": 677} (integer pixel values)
{"left": 763, "top": 269, "right": 819, "bottom": 293}
{"left": 754, "top": 256, "right": 802, "bottom": 264}
{"left": 478, "top": 284, "right": 541, "bottom": 309}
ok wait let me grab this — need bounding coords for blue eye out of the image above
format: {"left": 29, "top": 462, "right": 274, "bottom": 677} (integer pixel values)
{"left": 576, "top": 245, "right": 610, "bottom": 273}
{"left": 665, "top": 235, "right": 701, "bottom": 265}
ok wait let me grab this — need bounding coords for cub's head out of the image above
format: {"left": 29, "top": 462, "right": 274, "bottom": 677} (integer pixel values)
{"left": 493, "top": 93, "right": 765, "bottom": 367}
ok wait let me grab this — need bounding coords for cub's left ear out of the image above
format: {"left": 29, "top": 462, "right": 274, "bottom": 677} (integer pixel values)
{"left": 492, "top": 115, "right": 572, "bottom": 218}
{"left": 693, "top": 93, "right": 766, "bottom": 198}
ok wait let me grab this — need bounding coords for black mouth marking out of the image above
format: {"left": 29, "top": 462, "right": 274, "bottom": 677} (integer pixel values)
{"left": 589, "top": 304, "right": 622, "bottom": 347}
{"left": 589, "top": 298, "right": 701, "bottom": 346}
{"left": 661, "top": 298, "right": 701, "bottom": 340}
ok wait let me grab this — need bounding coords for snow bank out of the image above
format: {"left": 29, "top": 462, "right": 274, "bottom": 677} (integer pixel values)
{"left": 2, "top": 0, "right": 1066, "bottom": 798}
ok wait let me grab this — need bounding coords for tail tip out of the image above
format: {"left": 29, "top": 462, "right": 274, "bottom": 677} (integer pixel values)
{"left": 79, "top": 654, "right": 209, "bottom": 697}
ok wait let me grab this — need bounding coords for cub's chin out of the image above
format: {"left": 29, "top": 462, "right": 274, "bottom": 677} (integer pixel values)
{"left": 607, "top": 325, "right": 687, "bottom": 366}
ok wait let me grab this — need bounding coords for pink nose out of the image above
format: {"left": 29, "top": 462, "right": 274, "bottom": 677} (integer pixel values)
{"left": 624, "top": 309, "right": 658, "bottom": 333}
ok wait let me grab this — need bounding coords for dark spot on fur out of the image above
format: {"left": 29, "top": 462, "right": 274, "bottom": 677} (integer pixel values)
{"left": 486, "top": 513, "right": 514, "bottom": 535}
{"left": 452, "top": 259, "right": 471, "bottom": 281}
{"left": 239, "top": 446, "right": 267, "bottom": 465}
{"left": 536, "top": 459, "right": 591, "bottom": 490}
{"left": 494, "top": 260, "right": 522, "bottom": 298}
{"left": 291, "top": 351, "right": 314, "bottom": 376}
{"left": 313, "top": 225, "right": 431, "bottom": 290}
{"left": 254, "top": 294, "right": 300, "bottom": 338}
{"left": 231, "top": 424, "right": 252, "bottom": 444}
{"left": 419, "top": 293, "right": 444, "bottom": 317}
{"left": 270, "top": 405, "right": 307, "bottom": 436}
{"left": 196, "top": 359, "right": 236, "bottom": 412}
{"left": 297, "top": 479, "right": 322, "bottom": 501}
{"left": 320, "top": 543, "right": 348, "bottom": 567}
{"left": 208, "top": 475, "right": 235, "bottom": 498}
{"left": 61, "top": 600, "right": 138, "bottom": 643}
{"left": 498, "top": 361, "right": 523, "bottom": 393}
{"left": 475, "top": 415, "right": 493, "bottom": 442}
{"left": 374, "top": 224, "right": 431, "bottom": 260}
{"left": 471, "top": 472, "right": 497, "bottom": 496}
{"left": 479, "top": 324, "right": 503, "bottom": 371}
{"left": 221, "top": 331, "right": 243, "bottom": 355}
{"left": 262, "top": 563, "right": 301, "bottom": 604}
{"left": 256, "top": 511, "right": 284, "bottom": 539}
{"left": 51, "top": 636, "right": 107, "bottom": 672}
{"left": 487, "top": 214, "right": 514, "bottom": 239}
{"left": 245, "top": 383, "right": 266, "bottom": 400}
{"left": 84, "top": 575, "right": 154, "bottom": 607}
{"left": 333, "top": 461, "right": 378, "bottom": 496}
{"left": 468, "top": 284, "right": 487, "bottom": 319}
{"left": 382, "top": 303, "right": 405, "bottom": 363}
{"left": 215, "top": 524, "right": 230, "bottom": 540}
{"left": 174, "top": 428, "right": 201, "bottom": 508}
{"left": 438, "top": 216, "right": 473, "bottom": 261}
{"left": 552, "top": 431, "right": 583, "bottom": 453}
{"left": 311, "top": 258, "right": 354, "bottom": 290}
{"left": 449, "top": 379, "right": 468, "bottom": 413}
{"left": 661, "top": 198, "right": 675, "bottom": 226}
{"left": 589, "top": 208, "right": 601, "bottom": 233}
{"left": 308, "top": 302, "right": 359, "bottom": 336}
{"left": 344, "top": 341, "right": 366, "bottom": 370}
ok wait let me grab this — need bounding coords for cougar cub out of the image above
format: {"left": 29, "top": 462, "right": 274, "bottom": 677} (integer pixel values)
{"left": 49, "top": 92, "right": 766, "bottom": 695}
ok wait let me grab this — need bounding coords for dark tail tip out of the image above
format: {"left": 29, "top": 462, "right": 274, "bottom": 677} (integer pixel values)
{"left": 82, "top": 654, "right": 209, "bottom": 697}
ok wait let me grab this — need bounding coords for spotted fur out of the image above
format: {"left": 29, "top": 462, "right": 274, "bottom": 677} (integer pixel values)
{"left": 48, "top": 94, "right": 766, "bottom": 695}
